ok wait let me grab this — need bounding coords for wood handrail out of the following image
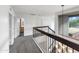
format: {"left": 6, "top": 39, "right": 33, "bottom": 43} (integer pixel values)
{"left": 33, "top": 26, "right": 48, "bottom": 28}
{"left": 48, "top": 26, "right": 55, "bottom": 33}
{"left": 33, "top": 26, "right": 55, "bottom": 33}
{"left": 33, "top": 27, "right": 79, "bottom": 51}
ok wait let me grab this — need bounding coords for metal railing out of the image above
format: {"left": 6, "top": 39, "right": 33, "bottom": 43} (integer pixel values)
{"left": 33, "top": 26, "right": 79, "bottom": 53}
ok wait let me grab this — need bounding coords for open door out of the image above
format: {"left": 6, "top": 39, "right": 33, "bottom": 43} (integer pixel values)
{"left": 20, "top": 18, "right": 24, "bottom": 36}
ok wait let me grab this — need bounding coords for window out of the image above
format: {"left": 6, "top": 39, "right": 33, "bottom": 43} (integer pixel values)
{"left": 69, "top": 16, "right": 79, "bottom": 40}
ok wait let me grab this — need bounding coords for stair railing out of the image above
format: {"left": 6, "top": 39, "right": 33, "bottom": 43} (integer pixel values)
{"left": 33, "top": 26, "right": 79, "bottom": 53}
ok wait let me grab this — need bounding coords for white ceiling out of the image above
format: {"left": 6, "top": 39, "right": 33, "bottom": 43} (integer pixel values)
{"left": 12, "top": 5, "right": 78, "bottom": 16}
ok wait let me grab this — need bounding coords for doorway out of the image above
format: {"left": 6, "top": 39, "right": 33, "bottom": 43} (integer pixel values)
{"left": 9, "top": 13, "right": 12, "bottom": 45}
{"left": 20, "top": 18, "right": 24, "bottom": 36}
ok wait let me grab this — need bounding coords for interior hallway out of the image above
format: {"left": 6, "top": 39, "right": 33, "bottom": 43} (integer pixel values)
{"left": 9, "top": 35, "right": 42, "bottom": 53}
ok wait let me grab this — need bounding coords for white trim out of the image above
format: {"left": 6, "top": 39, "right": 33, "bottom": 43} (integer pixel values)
{"left": 33, "top": 38, "right": 44, "bottom": 53}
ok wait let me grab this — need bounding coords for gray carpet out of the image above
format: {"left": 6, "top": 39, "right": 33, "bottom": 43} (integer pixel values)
{"left": 9, "top": 35, "right": 42, "bottom": 53}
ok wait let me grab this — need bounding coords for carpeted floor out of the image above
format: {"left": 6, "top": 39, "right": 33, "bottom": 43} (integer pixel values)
{"left": 9, "top": 35, "right": 42, "bottom": 53}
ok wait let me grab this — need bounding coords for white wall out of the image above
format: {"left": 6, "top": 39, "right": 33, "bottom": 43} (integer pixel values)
{"left": 0, "top": 6, "right": 20, "bottom": 53}
{"left": 24, "top": 15, "right": 42, "bottom": 36}
{"left": 9, "top": 7, "right": 15, "bottom": 45}
{"left": 23, "top": 15, "right": 55, "bottom": 36}
{"left": 0, "top": 6, "right": 10, "bottom": 53}
{"left": 0, "top": 5, "right": 19, "bottom": 53}
{"left": 41, "top": 16, "right": 55, "bottom": 30}
{"left": 9, "top": 7, "right": 20, "bottom": 45}
{"left": 14, "top": 18, "right": 20, "bottom": 38}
